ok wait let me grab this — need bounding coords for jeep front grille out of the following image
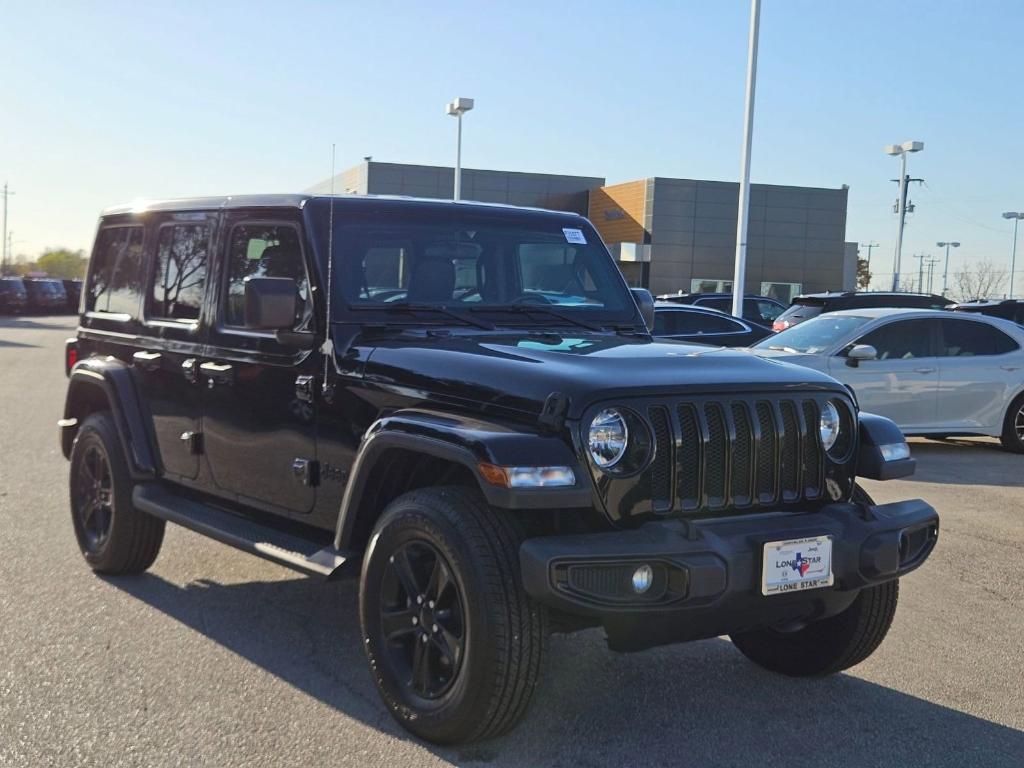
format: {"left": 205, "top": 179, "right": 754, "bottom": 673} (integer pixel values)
{"left": 647, "top": 396, "right": 824, "bottom": 514}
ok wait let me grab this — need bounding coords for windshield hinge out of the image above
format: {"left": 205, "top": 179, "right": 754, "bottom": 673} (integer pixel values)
{"left": 538, "top": 391, "right": 571, "bottom": 433}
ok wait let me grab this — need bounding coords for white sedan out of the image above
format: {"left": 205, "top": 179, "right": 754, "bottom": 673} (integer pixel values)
{"left": 749, "top": 308, "right": 1024, "bottom": 451}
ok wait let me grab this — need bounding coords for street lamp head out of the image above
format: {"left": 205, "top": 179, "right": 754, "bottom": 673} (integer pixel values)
{"left": 952, "top": 242, "right": 960, "bottom": 247}
{"left": 884, "top": 144, "right": 903, "bottom": 156}
{"left": 901, "top": 140, "right": 924, "bottom": 153}
{"left": 445, "top": 97, "right": 474, "bottom": 117}
{"left": 1003, "top": 212, "right": 1023, "bottom": 220}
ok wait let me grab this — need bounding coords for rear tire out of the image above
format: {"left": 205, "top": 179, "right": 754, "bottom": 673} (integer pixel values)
{"left": 359, "top": 486, "right": 545, "bottom": 744}
{"left": 69, "top": 412, "right": 165, "bottom": 574}
{"left": 729, "top": 485, "right": 899, "bottom": 676}
{"left": 999, "top": 393, "right": 1024, "bottom": 453}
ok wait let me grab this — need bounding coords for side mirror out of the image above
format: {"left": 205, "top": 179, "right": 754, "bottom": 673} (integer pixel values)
{"left": 846, "top": 344, "right": 877, "bottom": 367}
{"left": 244, "top": 277, "right": 297, "bottom": 330}
{"left": 630, "top": 288, "right": 656, "bottom": 332}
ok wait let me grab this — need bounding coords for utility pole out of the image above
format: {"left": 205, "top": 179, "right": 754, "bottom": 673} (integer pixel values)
{"left": 1, "top": 183, "right": 14, "bottom": 277}
{"left": 925, "top": 257, "right": 941, "bottom": 294}
{"left": 859, "top": 242, "right": 878, "bottom": 289}
{"left": 912, "top": 254, "right": 927, "bottom": 293}
{"left": 731, "top": 0, "right": 761, "bottom": 319}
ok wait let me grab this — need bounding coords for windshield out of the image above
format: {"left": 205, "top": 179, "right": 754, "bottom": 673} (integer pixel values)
{"left": 318, "top": 204, "right": 637, "bottom": 327}
{"left": 753, "top": 314, "right": 870, "bottom": 354}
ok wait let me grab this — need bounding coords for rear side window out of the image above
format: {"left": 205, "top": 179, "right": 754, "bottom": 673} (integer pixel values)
{"left": 776, "top": 302, "right": 822, "bottom": 324}
{"left": 149, "top": 223, "right": 210, "bottom": 321}
{"left": 857, "top": 319, "right": 933, "bottom": 360}
{"left": 655, "top": 310, "right": 743, "bottom": 335}
{"left": 87, "top": 226, "right": 144, "bottom": 315}
{"left": 939, "top": 319, "right": 1018, "bottom": 356}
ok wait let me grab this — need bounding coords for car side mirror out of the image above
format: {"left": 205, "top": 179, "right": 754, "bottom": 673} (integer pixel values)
{"left": 846, "top": 344, "right": 877, "bottom": 367}
{"left": 630, "top": 288, "right": 656, "bottom": 332}
{"left": 244, "top": 277, "right": 297, "bottom": 330}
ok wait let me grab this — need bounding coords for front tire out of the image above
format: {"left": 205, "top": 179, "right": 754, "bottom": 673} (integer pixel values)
{"left": 359, "top": 487, "right": 546, "bottom": 744}
{"left": 729, "top": 485, "right": 898, "bottom": 677}
{"left": 999, "top": 393, "right": 1024, "bottom": 453}
{"left": 69, "top": 412, "right": 165, "bottom": 574}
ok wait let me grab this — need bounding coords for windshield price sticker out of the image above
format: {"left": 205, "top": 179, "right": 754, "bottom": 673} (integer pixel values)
{"left": 563, "top": 228, "right": 587, "bottom": 244}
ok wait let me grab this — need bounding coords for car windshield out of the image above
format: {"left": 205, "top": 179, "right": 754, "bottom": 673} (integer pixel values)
{"left": 318, "top": 203, "right": 637, "bottom": 327}
{"left": 753, "top": 314, "right": 870, "bottom": 354}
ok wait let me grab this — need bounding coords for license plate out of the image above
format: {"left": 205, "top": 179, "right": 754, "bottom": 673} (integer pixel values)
{"left": 761, "top": 535, "right": 834, "bottom": 596}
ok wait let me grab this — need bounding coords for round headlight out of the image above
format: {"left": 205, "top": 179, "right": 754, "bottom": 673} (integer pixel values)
{"left": 589, "top": 408, "right": 629, "bottom": 468}
{"left": 820, "top": 400, "right": 841, "bottom": 452}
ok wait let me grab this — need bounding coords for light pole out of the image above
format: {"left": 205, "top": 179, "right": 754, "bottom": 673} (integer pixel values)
{"left": 885, "top": 141, "right": 924, "bottom": 291}
{"left": 731, "top": 0, "right": 761, "bottom": 319}
{"left": 936, "top": 241, "right": 960, "bottom": 297}
{"left": 445, "top": 97, "right": 474, "bottom": 201}
{"left": 925, "top": 257, "right": 941, "bottom": 294}
{"left": 1, "top": 182, "right": 14, "bottom": 277}
{"left": 1003, "top": 213, "right": 1023, "bottom": 300}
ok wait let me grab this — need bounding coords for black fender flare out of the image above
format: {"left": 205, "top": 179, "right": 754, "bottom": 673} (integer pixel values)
{"left": 61, "top": 359, "right": 158, "bottom": 479}
{"left": 333, "top": 409, "right": 592, "bottom": 550}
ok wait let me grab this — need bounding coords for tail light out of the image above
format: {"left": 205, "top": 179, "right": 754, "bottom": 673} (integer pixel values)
{"left": 772, "top": 320, "right": 790, "bottom": 332}
{"left": 65, "top": 338, "right": 78, "bottom": 377}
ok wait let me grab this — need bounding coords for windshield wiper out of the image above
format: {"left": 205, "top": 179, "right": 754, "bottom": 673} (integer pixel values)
{"left": 368, "top": 302, "right": 496, "bottom": 330}
{"left": 469, "top": 304, "right": 604, "bottom": 332}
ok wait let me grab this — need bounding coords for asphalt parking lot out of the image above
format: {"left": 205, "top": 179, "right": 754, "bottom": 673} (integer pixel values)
{"left": 1, "top": 315, "right": 1022, "bottom": 767}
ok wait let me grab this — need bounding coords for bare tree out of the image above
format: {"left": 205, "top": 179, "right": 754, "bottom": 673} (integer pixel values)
{"left": 952, "top": 259, "right": 1008, "bottom": 302}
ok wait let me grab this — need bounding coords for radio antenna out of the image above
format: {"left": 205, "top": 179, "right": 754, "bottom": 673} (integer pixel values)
{"left": 321, "top": 143, "right": 336, "bottom": 392}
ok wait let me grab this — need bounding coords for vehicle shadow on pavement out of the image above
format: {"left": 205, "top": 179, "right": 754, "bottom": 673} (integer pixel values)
{"left": 108, "top": 572, "right": 1024, "bottom": 768}
{"left": 0, "top": 316, "right": 75, "bottom": 329}
{"left": 907, "top": 440, "right": 1024, "bottom": 487}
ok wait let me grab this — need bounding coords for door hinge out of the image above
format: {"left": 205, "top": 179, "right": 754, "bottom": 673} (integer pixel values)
{"left": 295, "top": 374, "right": 316, "bottom": 403}
{"left": 180, "top": 431, "right": 203, "bottom": 455}
{"left": 292, "top": 458, "right": 319, "bottom": 487}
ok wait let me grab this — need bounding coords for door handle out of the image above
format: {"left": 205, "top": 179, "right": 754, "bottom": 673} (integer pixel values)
{"left": 132, "top": 350, "right": 162, "bottom": 372}
{"left": 914, "top": 367, "right": 936, "bottom": 374}
{"left": 200, "top": 361, "right": 234, "bottom": 388}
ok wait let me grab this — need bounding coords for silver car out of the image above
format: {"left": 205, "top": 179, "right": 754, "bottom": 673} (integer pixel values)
{"left": 749, "top": 308, "right": 1024, "bottom": 451}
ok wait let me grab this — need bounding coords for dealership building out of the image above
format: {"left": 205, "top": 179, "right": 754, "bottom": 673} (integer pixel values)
{"left": 308, "top": 161, "right": 854, "bottom": 302}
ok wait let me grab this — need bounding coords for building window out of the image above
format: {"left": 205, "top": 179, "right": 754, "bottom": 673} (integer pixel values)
{"left": 761, "top": 282, "right": 802, "bottom": 304}
{"left": 690, "top": 278, "right": 733, "bottom": 294}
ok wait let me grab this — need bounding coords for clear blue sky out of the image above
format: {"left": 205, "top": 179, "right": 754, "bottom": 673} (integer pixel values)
{"left": 2, "top": 0, "right": 1022, "bottom": 287}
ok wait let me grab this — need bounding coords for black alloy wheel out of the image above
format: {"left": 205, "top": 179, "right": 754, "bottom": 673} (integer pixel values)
{"left": 379, "top": 540, "right": 466, "bottom": 700}
{"left": 73, "top": 443, "right": 114, "bottom": 552}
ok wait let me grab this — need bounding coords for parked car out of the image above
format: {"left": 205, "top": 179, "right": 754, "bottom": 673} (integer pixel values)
{"left": 657, "top": 291, "right": 785, "bottom": 329}
{"left": 751, "top": 308, "right": 1024, "bottom": 450}
{"left": 950, "top": 299, "right": 1024, "bottom": 326}
{"left": 0, "top": 276, "right": 28, "bottom": 314}
{"left": 653, "top": 302, "right": 771, "bottom": 346}
{"left": 772, "top": 291, "right": 952, "bottom": 331}
{"left": 23, "top": 278, "right": 68, "bottom": 314}
{"left": 62, "top": 279, "right": 83, "bottom": 314}
{"left": 61, "top": 194, "right": 937, "bottom": 744}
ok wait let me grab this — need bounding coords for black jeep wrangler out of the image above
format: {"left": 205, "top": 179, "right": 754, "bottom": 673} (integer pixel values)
{"left": 61, "top": 195, "right": 938, "bottom": 744}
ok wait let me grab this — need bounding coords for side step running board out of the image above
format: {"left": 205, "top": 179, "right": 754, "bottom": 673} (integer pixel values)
{"left": 133, "top": 484, "right": 351, "bottom": 579}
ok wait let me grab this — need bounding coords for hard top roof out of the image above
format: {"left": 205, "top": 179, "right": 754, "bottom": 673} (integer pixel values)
{"left": 100, "top": 193, "right": 586, "bottom": 219}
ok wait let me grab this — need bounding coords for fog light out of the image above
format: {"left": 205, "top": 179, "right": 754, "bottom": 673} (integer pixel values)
{"left": 631, "top": 564, "right": 653, "bottom": 594}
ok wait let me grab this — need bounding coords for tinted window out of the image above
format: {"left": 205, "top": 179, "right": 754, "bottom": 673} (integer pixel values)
{"left": 655, "top": 310, "right": 743, "bottom": 335}
{"left": 149, "top": 224, "right": 209, "bottom": 321}
{"left": 857, "top": 320, "right": 933, "bottom": 360}
{"left": 939, "top": 319, "right": 1018, "bottom": 356}
{"left": 775, "top": 302, "right": 823, "bottom": 325}
{"left": 754, "top": 299, "right": 783, "bottom": 322}
{"left": 87, "top": 227, "right": 141, "bottom": 313}
{"left": 224, "top": 224, "right": 311, "bottom": 329}
{"left": 697, "top": 298, "right": 731, "bottom": 312}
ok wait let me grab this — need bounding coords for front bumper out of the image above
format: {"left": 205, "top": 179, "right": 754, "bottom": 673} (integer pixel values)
{"left": 519, "top": 498, "right": 938, "bottom": 652}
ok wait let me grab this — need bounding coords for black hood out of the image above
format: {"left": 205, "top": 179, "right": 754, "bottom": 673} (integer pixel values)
{"left": 355, "top": 329, "right": 847, "bottom": 419}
